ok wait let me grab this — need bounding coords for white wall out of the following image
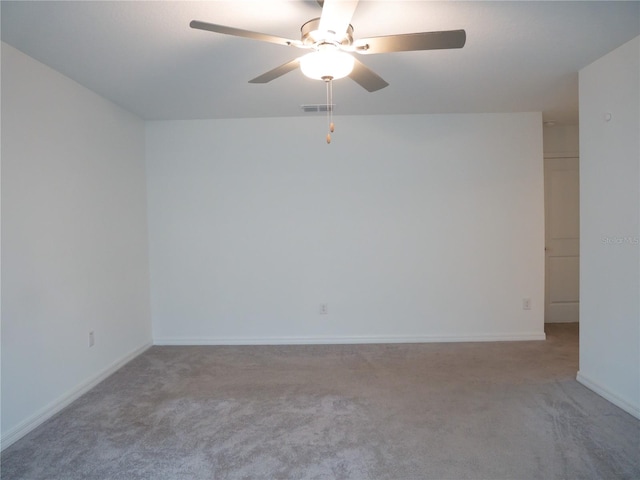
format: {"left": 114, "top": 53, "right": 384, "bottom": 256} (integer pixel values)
{"left": 578, "top": 36, "right": 640, "bottom": 418}
{"left": 1, "top": 43, "right": 152, "bottom": 447}
{"left": 147, "top": 112, "right": 545, "bottom": 344}
{"left": 543, "top": 124, "right": 579, "bottom": 157}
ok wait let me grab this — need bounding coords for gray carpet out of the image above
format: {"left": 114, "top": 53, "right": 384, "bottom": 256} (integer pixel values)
{"left": 2, "top": 324, "right": 639, "bottom": 479}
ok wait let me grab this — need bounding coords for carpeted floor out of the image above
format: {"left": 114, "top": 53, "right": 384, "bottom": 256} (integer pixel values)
{"left": 2, "top": 324, "right": 639, "bottom": 479}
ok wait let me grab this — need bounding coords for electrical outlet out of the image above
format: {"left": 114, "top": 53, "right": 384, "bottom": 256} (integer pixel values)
{"left": 319, "top": 303, "right": 328, "bottom": 315}
{"left": 522, "top": 298, "right": 532, "bottom": 310}
{"left": 89, "top": 331, "right": 95, "bottom": 347}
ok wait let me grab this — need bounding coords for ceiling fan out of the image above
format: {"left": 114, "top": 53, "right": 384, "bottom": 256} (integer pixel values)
{"left": 190, "top": 0, "right": 466, "bottom": 141}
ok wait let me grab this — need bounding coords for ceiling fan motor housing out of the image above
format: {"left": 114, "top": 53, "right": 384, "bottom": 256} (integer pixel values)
{"left": 301, "top": 18, "right": 354, "bottom": 48}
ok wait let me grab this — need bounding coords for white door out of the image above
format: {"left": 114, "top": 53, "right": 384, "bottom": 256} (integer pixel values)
{"left": 544, "top": 157, "right": 580, "bottom": 323}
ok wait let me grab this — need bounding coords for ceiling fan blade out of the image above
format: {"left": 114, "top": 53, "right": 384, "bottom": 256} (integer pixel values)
{"left": 355, "top": 30, "right": 466, "bottom": 54}
{"left": 190, "top": 20, "right": 301, "bottom": 48}
{"left": 349, "top": 58, "right": 388, "bottom": 92}
{"left": 318, "top": 0, "right": 359, "bottom": 36}
{"left": 249, "top": 59, "right": 300, "bottom": 84}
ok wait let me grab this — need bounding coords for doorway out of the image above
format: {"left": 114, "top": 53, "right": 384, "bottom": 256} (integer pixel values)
{"left": 544, "top": 156, "right": 580, "bottom": 323}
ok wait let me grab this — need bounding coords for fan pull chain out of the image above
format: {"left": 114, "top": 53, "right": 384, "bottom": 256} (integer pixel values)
{"left": 325, "top": 77, "right": 335, "bottom": 144}
{"left": 329, "top": 79, "right": 335, "bottom": 134}
{"left": 326, "top": 79, "right": 331, "bottom": 144}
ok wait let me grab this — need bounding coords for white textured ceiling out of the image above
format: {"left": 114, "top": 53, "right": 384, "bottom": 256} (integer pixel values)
{"left": 2, "top": 1, "right": 639, "bottom": 124}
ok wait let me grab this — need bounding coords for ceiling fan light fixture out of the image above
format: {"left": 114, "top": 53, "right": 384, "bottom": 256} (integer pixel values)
{"left": 299, "top": 48, "right": 355, "bottom": 81}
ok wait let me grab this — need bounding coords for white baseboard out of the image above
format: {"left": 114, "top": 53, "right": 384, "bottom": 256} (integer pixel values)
{"left": 1, "top": 342, "right": 152, "bottom": 451}
{"left": 154, "top": 332, "right": 546, "bottom": 346}
{"left": 577, "top": 371, "right": 640, "bottom": 419}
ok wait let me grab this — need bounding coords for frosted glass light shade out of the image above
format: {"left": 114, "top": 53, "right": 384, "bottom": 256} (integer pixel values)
{"left": 300, "top": 50, "right": 355, "bottom": 80}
